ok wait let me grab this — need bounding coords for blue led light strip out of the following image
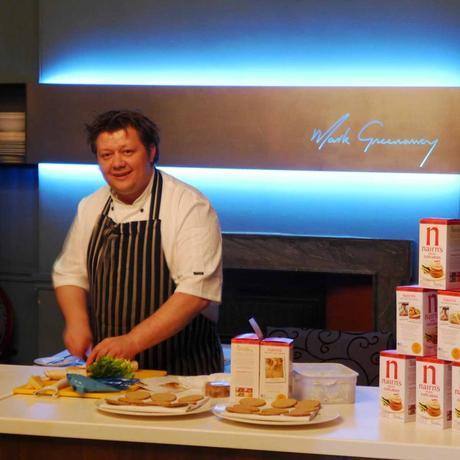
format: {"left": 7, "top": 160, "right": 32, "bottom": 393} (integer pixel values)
{"left": 38, "top": 163, "right": 460, "bottom": 243}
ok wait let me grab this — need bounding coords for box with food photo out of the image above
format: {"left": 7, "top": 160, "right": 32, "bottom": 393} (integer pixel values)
{"left": 416, "top": 356, "right": 452, "bottom": 429}
{"left": 437, "top": 290, "right": 460, "bottom": 362}
{"left": 379, "top": 350, "right": 416, "bottom": 422}
{"left": 452, "top": 362, "right": 460, "bottom": 431}
{"left": 396, "top": 286, "right": 437, "bottom": 357}
{"left": 419, "top": 218, "right": 460, "bottom": 291}
{"left": 230, "top": 333, "right": 261, "bottom": 399}
{"left": 259, "top": 337, "right": 293, "bottom": 400}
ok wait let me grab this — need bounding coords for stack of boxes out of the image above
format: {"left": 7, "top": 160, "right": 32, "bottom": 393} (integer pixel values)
{"left": 230, "top": 333, "right": 293, "bottom": 400}
{"left": 380, "top": 218, "right": 460, "bottom": 430}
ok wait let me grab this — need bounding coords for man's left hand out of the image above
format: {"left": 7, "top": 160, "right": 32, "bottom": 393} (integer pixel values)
{"left": 86, "top": 334, "right": 139, "bottom": 366}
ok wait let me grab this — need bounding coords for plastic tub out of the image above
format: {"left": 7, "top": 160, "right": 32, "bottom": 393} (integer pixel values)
{"left": 292, "top": 363, "right": 358, "bottom": 404}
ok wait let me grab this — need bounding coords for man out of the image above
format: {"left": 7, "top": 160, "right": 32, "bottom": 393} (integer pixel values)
{"left": 52, "top": 110, "right": 223, "bottom": 375}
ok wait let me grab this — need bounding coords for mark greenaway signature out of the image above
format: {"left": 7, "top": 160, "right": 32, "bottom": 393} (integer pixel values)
{"left": 310, "top": 113, "right": 439, "bottom": 167}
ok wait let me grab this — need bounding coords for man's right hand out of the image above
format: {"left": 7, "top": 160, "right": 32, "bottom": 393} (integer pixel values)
{"left": 63, "top": 323, "right": 92, "bottom": 359}
{"left": 55, "top": 285, "right": 93, "bottom": 359}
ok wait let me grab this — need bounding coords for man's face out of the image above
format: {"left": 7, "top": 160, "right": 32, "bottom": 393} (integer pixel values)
{"left": 96, "top": 127, "right": 155, "bottom": 204}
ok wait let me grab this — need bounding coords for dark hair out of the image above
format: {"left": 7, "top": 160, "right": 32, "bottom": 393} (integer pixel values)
{"left": 85, "top": 110, "right": 160, "bottom": 163}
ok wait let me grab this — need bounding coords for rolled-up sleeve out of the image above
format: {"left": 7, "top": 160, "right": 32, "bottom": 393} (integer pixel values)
{"left": 170, "top": 197, "right": 223, "bottom": 303}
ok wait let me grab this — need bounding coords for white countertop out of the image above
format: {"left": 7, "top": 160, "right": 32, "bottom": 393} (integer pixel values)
{"left": 1, "top": 364, "right": 460, "bottom": 459}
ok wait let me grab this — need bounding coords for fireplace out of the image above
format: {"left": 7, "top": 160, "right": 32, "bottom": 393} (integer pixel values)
{"left": 219, "top": 268, "right": 326, "bottom": 342}
{"left": 218, "top": 233, "right": 413, "bottom": 342}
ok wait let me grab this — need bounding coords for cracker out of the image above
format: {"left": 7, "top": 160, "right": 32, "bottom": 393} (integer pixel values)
{"left": 295, "top": 399, "right": 321, "bottom": 411}
{"left": 160, "top": 381, "right": 188, "bottom": 392}
{"left": 177, "top": 394, "right": 204, "bottom": 404}
{"left": 117, "top": 397, "right": 164, "bottom": 406}
{"left": 162, "top": 401, "right": 189, "bottom": 408}
{"left": 105, "top": 398, "right": 128, "bottom": 406}
{"left": 259, "top": 408, "right": 289, "bottom": 416}
{"left": 226, "top": 404, "right": 260, "bottom": 414}
{"left": 271, "top": 398, "right": 297, "bottom": 409}
{"left": 239, "top": 397, "right": 266, "bottom": 407}
{"left": 289, "top": 406, "right": 319, "bottom": 417}
{"left": 150, "top": 392, "right": 177, "bottom": 403}
{"left": 125, "top": 390, "right": 151, "bottom": 401}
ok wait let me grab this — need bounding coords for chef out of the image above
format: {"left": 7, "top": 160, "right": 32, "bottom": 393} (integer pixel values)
{"left": 52, "top": 110, "right": 224, "bottom": 375}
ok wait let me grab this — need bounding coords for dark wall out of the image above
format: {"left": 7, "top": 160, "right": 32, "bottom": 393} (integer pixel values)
{"left": 0, "top": 165, "right": 42, "bottom": 363}
{"left": 0, "top": 0, "right": 38, "bottom": 83}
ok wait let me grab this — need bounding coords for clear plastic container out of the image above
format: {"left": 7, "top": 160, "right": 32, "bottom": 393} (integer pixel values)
{"left": 292, "top": 363, "right": 358, "bottom": 404}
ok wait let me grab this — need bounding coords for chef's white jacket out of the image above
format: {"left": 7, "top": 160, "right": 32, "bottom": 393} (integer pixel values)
{"left": 52, "top": 171, "right": 223, "bottom": 320}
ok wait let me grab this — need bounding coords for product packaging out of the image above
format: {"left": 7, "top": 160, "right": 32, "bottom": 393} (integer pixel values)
{"left": 416, "top": 356, "right": 452, "bottom": 429}
{"left": 230, "top": 333, "right": 261, "bottom": 399}
{"left": 437, "top": 290, "right": 460, "bottom": 362}
{"left": 452, "top": 362, "right": 460, "bottom": 431}
{"left": 259, "top": 337, "right": 293, "bottom": 399}
{"left": 379, "top": 350, "right": 416, "bottom": 422}
{"left": 396, "top": 285, "right": 437, "bottom": 356}
{"left": 419, "top": 218, "right": 460, "bottom": 290}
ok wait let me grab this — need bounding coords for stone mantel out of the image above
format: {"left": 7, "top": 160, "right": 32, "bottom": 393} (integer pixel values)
{"left": 222, "top": 233, "right": 413, "bottom": 334}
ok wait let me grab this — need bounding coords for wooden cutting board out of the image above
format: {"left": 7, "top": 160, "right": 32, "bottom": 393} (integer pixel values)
{"left": 13, "top": 369, "right": 166, "bottom": 399}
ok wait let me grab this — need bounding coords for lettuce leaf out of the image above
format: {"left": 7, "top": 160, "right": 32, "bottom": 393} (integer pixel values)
{"left": 87, "top": 357, "right": 135, "bottom": 378}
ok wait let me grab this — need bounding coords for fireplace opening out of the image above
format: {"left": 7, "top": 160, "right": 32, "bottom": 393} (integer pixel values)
{"left": 217, "top": 268, "right": 373, "bottom": 343}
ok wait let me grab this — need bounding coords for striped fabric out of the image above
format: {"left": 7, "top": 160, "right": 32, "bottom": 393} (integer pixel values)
{"left": 87, "top": 170, "right": 223, "bottom": 375}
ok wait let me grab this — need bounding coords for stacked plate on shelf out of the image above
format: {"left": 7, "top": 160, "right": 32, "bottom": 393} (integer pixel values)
{"left": 0, "top": 112, "right": 25, "bottom": 164}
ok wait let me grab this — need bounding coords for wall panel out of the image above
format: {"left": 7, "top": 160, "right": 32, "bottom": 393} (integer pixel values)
{"left": 27, "top": 84, "right": 460, "bottom": 173}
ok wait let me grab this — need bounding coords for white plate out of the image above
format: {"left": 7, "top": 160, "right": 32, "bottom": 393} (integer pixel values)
{"left": 212, "top": 404, "right": 340, "bottom": 426}
{"left": 96, "top": 398, "right": 212, "bottom": 417}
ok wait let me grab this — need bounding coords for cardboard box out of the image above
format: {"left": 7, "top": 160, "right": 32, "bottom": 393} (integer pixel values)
{"left": 416, "top": 356, "right": 452, "bottom": 429}
{"left": 230, "top": 333, "right": 260, "bottom": 399}
{"left": 437, "top": 290, "right": 460, "bottom": 362}
{"left": 259, "top": 337, "right": 293, "bottom": 399}
{"left": 396, "top": 286, "right": 437, "bottom": 356}
{"left": 379, "top": 350, "right": 416, "bottom": 422}
{"left": 419, "top": 218, "right": 460, "bottom": 290}
{"left": 452, "top": 362, "right": 460, "bottom": 431}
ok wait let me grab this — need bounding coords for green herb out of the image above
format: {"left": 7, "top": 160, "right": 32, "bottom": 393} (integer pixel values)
{"left": 87, "top": 357, "right": 135, "bottom": 378}
{"left": 381, "top": 397, "right": 390, "bottom": 407}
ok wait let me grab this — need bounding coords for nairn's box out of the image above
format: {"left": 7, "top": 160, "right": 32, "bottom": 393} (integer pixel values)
{"left": 416, "top": 356, "right": 452, "bottom": 429}
{"left": 437, "top": 290, "right": 460, "bottom": 362}
{"left": 396, "top": 286, "right": 437, "bottom": 356}
{"left": 259, "top": 337, "right": 293, "bottom": 399}
{"left": 230, "top": 333, "right": 261, "bottom": 399}
{"left": 379, "top": 350, "right": 416, "bottom": 422}
{"left": 419, "top": 218, "right": 460, "bottom": 290}
{"left": 452, "top": 362, "right": 460, "bottom": 431}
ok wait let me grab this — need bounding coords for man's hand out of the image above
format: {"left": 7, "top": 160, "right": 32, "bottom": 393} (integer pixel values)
{"left": 55, "top": 285, "right": 92, "bottom": 359}
{"left": 85, "top": 293, "right": 209, "bottom": 366}
{"left": 86, "top": 334, "right": 139, "bottom": 366}
{"left": 63, "top": 322, "right": 92, "bottom": 359}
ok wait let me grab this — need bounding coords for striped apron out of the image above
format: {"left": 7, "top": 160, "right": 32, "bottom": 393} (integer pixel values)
{"left": 86, "top": 170, "right": 223, "bottom": 375}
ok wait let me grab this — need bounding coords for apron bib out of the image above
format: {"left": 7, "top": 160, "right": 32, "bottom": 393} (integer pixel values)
{"left": 87, "top": 171, "right": 223, "bottom": 375}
